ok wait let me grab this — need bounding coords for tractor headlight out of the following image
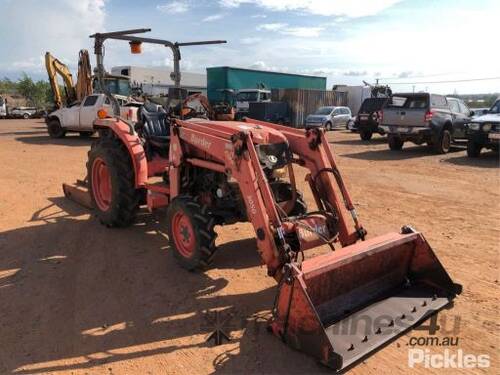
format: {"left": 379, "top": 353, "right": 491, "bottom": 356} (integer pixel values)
{"left": 256, "top": 142, "right": 291, "bottom": 170}
{"left": 482, "top": 123, "right": 492, "bottom": 132}
{"left": 468, "top": 123, "right": 480, "bottom": 130}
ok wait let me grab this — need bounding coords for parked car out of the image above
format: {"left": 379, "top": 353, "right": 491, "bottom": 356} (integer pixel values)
{"left": 465, "top": 98, "right": 500, "bottom": 157}
{"left": 45, "top": 93, "right": 138, "bottom": 138}
{"left": 305, "top": 106, "right": 351, "bottom": 130}
{"left": 0, "top": 96, "right": 7, "bottom": 118}
{"left": 355, "top": 97, "right": 390, "bottom": 140}
{"left": 470, "top": 107, "right": 489, "bottom": 117}
{"left": 10, "top": 106, "right": 37, "bottom": 119}
{"left": 379, "top": 93, "right": 471, "bottom": 153}
{"left": 346, "top": 116, "right": 357, "bottom": 132}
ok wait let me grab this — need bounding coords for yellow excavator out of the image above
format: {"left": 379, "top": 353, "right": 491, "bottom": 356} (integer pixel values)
{"left": 45, "top": 50, "right": 93, "bottom": 109}
{"left": 45, "top": 49, "right": 133, "bottom": 109}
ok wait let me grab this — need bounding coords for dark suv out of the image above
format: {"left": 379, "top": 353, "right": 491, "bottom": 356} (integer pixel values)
{"left": 465, "top": 98, "right": 500, "bottom": 157}
{"left": 380, "top": 93, "right": 471, "bottom": 153}
{"left": 355, "top": 97, "right": 390, "bottom": 140}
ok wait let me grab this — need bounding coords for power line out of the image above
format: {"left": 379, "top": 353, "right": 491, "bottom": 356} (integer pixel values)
{"left": 380, "top": 76, "right": 500, "bottom": 85}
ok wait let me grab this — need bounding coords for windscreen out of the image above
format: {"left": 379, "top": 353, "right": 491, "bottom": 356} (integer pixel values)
{"left": 314, "top": 107, "right": 334, "bottom": 115}
{"left": 359, "top": 98, "right": 387, "bottom": 113}
{"left": 237, "top": 92, "right": 258, "bottom": 101}
{"left": 489, "top": 100, "right": 500, "bottom": 114}
{"left": 388, "top": 95, "right": 429, "bottom": 109}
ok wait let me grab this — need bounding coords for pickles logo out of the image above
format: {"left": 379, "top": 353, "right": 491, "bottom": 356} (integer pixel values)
{"left": 409, "top": 349, "right": 490, "bottom": 369}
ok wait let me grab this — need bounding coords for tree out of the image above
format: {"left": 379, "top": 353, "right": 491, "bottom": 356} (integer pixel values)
{"left": 16, "top": 73, "right": 53, "bottom": 108}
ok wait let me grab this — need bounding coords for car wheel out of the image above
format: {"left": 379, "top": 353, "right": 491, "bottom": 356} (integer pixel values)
{"left": 23, "top": 113, "right": 30, "bottom": 119}
{"left": 360, "top": 130, "right": 373, "bottom": 141}
{"left": 466, "top": 141, "right": 481, "bottom": 157}
{"left": 388, "top": 135, "right": 404, "bottom": 151}
{"left": 325, "top": 122, "right": 332, "bottom": 131}
{"left": 433, "top": 129, "right": 452, "bottom": 154}
{"left": 47, "top": 118, "right": 66, "bottom": 138}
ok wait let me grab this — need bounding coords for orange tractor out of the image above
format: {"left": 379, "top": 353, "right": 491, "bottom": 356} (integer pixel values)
{"left": 64, "top": 30, "right": 461, "bottom": 371}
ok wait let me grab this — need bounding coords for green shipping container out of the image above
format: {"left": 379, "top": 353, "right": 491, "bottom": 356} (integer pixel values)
{"left": 207, "top": 66, "right": 326, "bottom": 103}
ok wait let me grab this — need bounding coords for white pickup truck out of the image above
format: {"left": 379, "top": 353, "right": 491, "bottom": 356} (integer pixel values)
{"left": 45, "top": 93, "right": 140, "bottom": 138}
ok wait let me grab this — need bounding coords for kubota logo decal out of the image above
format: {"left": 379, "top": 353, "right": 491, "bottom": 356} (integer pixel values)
{"left": 190, "top": 133, "right": 212, "bottom": 150}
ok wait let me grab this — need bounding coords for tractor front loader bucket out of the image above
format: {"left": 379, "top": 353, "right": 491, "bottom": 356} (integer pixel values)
{"left": 270, "top": 228, "right": 461, "bottom": 371}
{"left": 62, "top": 179, "right": 93, "bottom": 209}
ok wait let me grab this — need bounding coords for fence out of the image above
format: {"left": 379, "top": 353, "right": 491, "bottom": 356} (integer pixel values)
{"left": 271, "top": 89, "right": 348, "bottom": 127}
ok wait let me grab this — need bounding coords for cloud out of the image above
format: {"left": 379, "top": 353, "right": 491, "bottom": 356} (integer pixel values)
{"left": 396, "top": 71, "right": 413, "bottom": 78}
{"left": 250, "top": 14, "right": 267, "bottom": 18}
{"left": 256, "top": 23, "right": 323, "bottom": 37}
{"left": 202, "top": 14, "right": 224, "bottom": 22}
{"left": 157, "top": 1, "right": 190, "bottom": 14}
{"left": 281, "top": 27, "right": 323, "bottom": 38}
{"left": 256, "top": 23, "right": 287, "bottom": 31}
{"left": 0, "top": 0, "right": 106, "bottom": 73}
{"left": 219, "top": 0, "right": 402, "bottom": 18}
{"left": 343, "top": 70, "right": 368, "bottom": 77}
{"left": 240, "top": 37, "right": 262, "bottom": 45}
{"left": 248, "top": 61, "right": 288, "bottom": 72}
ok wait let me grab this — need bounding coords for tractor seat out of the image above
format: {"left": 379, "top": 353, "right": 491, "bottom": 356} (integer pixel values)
{"left": 140, "top": 107, "right": 170, "bottom": 143}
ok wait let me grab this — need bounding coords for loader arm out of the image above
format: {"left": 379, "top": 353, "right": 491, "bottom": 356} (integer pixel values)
{"left": 44, "top": 52, "right": 77, "bottom": 108}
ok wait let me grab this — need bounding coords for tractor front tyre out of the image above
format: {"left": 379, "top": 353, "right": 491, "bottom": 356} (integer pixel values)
{"left": 87, "top": 137, "right": 140, "bottom": 227}
{"left": 166, "top": 196, "right": 218, "bottom": 271}
{"left": 47, "top": 118, "right": 66, "bottom": 138}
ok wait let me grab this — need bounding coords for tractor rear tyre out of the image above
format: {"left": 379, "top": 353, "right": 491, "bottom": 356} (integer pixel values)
{"left": 87, "top": 136, "right": 141, "bottom": 227}
{"left": 166, "top": 196, "right": 218, "bottom": 271}
{"left": 47, "top": 118, "right": 66, "bottom": 138}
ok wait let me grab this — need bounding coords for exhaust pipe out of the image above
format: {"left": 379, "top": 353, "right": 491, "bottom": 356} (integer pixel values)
{"left": 269, "top": 227, "right": 461, "bottom": 371}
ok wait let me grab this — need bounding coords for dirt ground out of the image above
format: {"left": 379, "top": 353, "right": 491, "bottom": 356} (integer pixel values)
{"left": 0, "top": 119, "right": 498, "bottom": 374}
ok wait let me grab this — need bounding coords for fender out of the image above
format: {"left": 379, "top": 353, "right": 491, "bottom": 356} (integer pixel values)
{"left": 94, "top": 118, "right": 148, "bottom": 187}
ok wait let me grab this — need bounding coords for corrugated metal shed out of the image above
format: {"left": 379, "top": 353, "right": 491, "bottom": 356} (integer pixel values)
{"left": 272, "top": 89, "right": 348, "bottom": 128}
{"left": 207, "top": 66, "right": 326, "bottom": 102}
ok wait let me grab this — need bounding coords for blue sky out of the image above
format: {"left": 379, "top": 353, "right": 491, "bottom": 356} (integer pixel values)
{"left": 0, "top": 0, "right": 498, "bottom": 94}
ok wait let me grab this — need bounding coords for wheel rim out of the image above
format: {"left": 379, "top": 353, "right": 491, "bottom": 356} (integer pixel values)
{"left": 442, "top": 132, "right": 451, "bottom": 151}
{"left": 91, "top": 157, "right": 112, "bottom": 211}
{"left": 172, "top": 211, "right": 196, "bottom": 258}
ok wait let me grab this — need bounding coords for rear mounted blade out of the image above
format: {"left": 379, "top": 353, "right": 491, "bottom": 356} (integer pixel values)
{"left": 62, "top": 181, "right": 93, "bottom": 209}
{"left": 269, "top": 230, "right": 461, "bottom": 371}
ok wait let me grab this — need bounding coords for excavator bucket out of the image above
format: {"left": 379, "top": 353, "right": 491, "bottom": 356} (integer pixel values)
{"left": 270, "top": 228, "right": 461, "bottom": 371}
{"left": 62, "top": 180, "right": 93, "bottom": 209}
